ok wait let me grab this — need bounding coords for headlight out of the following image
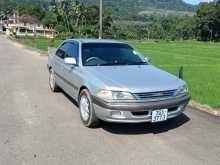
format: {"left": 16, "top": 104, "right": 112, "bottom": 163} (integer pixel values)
{"left": 97, "top": 90, "right": 135, "bottom": 101}
{"left": 178, "top": 85, "right": 188, "bottom": 95}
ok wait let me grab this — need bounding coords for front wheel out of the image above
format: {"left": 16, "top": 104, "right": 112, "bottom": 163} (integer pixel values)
{"left": 79, "top": 89, "right": 100, "bottom": 128}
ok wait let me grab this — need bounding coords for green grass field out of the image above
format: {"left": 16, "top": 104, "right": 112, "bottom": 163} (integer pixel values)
{"left": 17, "top": 37, "right": 220, "bottom": 109}
{"left": 17, "top": 37, "right": 63, "bottom": 51}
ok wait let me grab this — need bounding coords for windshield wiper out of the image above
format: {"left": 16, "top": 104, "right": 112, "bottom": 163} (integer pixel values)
{"left": 94, "top": 61, "right": 148, "bottom": 66}
{"left": 128, "top": 62, "right": 148, "bottom": 65}
{"left": 99, "top": 62, "right": 129, "bottom": 66}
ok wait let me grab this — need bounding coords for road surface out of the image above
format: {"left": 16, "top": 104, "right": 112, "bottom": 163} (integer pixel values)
{"left": 0, "top": 35, "right": 220, "bottom": 165}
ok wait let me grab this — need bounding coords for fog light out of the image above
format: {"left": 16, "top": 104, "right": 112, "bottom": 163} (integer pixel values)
{"left": 111, "top": 111, "right": 126, "bottom": 119}
{"left": 178, "top": 105, "right": 185, "bottom": 111}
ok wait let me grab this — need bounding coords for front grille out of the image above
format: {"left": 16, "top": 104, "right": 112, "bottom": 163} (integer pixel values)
{"left": 134, "top": 90, "right": 177, "bottom": 100}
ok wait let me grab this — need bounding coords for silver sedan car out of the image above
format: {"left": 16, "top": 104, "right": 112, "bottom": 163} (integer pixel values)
{"left": 47, "top": 39, "right": 190, "bottom": 128}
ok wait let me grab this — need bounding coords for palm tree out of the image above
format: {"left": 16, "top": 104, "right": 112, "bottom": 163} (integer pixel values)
{"left": 58, "top": 0, "right": 72, "bottom": 32}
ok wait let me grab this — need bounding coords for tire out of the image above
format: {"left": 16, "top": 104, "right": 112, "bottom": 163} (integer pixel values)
{"left": 49, "top": 68, "right": 60, "bottom": 92}
{"left": 79, "top": 89, "right": 100, "bottom": 128}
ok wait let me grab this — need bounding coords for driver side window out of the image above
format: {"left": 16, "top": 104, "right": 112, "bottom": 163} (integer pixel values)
{"left": 65, "top": 43, "right": 79, "bottom": 62}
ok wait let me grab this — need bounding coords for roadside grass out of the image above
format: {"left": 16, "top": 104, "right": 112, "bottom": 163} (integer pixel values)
{"left": 16, "top": 37, "right": 220, "bottom": 109}
{"left": 16, "top": 37, "right": 63, "bottom": 51}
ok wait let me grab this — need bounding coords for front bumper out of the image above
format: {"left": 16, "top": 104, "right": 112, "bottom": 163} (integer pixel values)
{"left": 93, "top": 94, "right": 190, "bottom": 123}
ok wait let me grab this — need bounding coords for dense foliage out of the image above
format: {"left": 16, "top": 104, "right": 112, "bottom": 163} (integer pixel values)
{"left": 0, "top": 0, "right": 220, "bottom": 41}
{"left": 0, "top": 0, "right": 48, "bottom": 19}
{"left": 196, "top": 1, "right": 220, "bottom": 41}
{"left": 112, "top": 15, "right": 197, "bottom": 40}
{"left": 46, "top": 0, "right": 112, "bottom": 38}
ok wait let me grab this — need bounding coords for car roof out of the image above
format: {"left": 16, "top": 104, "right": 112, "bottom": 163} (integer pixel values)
{"left": 65, "top": 39, "right": 125, "bottom": 44}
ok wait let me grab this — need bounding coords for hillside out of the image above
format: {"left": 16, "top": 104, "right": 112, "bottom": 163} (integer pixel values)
{"left": 80, "top": 0, "right": 197, "bottom": 18}
{"left": 0, "top": 0, "right": 197, "bottom": 19}
{"left": 81, "top": 0, "right": 196, "bottom": 11}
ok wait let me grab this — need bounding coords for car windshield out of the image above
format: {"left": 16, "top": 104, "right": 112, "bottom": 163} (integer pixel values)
{"left": 82, "top": 43, "right": 147, "bottom": 66}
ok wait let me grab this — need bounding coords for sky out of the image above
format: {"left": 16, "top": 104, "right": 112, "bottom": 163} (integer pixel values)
{"left": 183, "top": 0, "right": 213, "bottom": 5}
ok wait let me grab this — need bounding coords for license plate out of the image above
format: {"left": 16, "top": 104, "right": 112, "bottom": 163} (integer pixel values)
{"left": 151, "top": 109, "right": 168, "bottom": 123}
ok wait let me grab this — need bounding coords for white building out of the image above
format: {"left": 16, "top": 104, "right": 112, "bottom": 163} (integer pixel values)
{"left": 0, "top": 19, "right": 3, "bottom": 32}
{"left": 5, "top": 14, "right": 55, "bottom": 38}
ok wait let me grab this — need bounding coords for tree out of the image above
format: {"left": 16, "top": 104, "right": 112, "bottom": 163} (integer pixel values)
{"left": 16, "top": 4, "right": 45, "bottom": 20}
{"left": 196, "top": 2, "right": 217, "bottom": 41}
{"left": 44, "top": 0, "right": 113, "bottom": 38}
{"left": 42, "top": 12, "right": 57, "bottom": 28}
{"left": 214, "top": 0, "right": 220, "bottom": 40}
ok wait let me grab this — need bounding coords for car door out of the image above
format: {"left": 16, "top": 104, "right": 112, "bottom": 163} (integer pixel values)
{"left": 62, "top": 42, "right": 81, "bottom": 100}
{"left": 53, "top": 44, "right": 67, "bottom": 88}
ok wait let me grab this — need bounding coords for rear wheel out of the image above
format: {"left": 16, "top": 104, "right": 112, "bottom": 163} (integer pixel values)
{"left": 79, "top": 89, "right": 100, "bottom": 128}
{"left": 49, "top": 69, "right": 60, "bottom": 92}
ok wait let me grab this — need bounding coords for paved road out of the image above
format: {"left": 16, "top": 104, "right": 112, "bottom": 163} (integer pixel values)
{"left": 0, "top": 35, "right": 220, "bottom": 165}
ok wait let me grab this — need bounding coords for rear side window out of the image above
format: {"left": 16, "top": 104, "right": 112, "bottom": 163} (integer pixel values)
{"left": 56, "top": 49, "right": 65, "bottom": 59}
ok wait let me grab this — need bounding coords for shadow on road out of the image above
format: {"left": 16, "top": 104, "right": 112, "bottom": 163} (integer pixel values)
{"left": 101, "top": 114, "right": 190, "bottom": 135}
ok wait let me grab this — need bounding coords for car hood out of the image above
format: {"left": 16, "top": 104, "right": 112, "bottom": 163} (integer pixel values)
{"left": 84, "top": 65, "right": 184, "bottom": 93}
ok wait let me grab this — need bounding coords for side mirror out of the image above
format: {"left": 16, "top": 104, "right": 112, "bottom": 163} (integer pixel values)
{"left": 64, "top": 57, "right": 77, "bottom": 65}
{"left": 145, "top": 57, "right": 151, "bottom": 63}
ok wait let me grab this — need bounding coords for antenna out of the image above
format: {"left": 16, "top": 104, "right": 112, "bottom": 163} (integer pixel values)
{"left": 99, "top": 0, "right": 103, "bottom": 39}
{"left": 179, "top": 66, "right": 183, "bottom": 79}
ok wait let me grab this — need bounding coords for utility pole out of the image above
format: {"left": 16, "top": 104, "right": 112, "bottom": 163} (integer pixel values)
{"left": 99, "top": 0, "right": 103, "bottom": 39}
{"left": 32, "top": 24, "right": 37, "bottom": 48}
